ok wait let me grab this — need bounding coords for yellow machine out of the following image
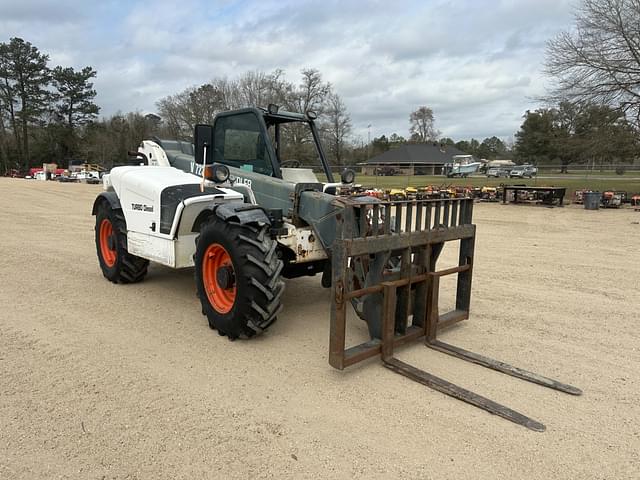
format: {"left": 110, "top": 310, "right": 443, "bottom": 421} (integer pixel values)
{"left": 388, "top": 188, "right": 407, "bottom": 200}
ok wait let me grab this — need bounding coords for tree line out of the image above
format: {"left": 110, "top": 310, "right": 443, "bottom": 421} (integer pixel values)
{"left": 515, "top": 102, "right": 637, "bottom": 172}
{"left": 0, "top": 37, "right": 99, "bottom": 172}
{"left": 369, "top": 131, "right": 513, "bottom": 161}
{"left": 0, "top": 41, "right": 356, "bottom": 172}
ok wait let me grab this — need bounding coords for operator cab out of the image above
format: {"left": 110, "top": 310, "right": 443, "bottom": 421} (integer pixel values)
{"left": 196, "top": 105, "right": 354, "bottom": 192}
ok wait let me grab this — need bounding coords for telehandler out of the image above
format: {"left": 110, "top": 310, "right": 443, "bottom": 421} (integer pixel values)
{"left": 93, "top": 105, "right": 580, "bottom": 431}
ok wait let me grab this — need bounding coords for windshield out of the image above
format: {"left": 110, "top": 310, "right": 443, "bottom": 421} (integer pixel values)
{"left": 263, "top": 114, "right": 335, "bottom": 182}
{"left": 214, "top": 112, "right": 274, "bottom": 175}
{"left": 266, "top": 120, "right": 319, "bottom": 167}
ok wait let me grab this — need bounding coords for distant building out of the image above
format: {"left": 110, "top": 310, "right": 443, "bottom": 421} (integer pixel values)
{"left": 362, "top": 144, "right": 469, "bottom": 175}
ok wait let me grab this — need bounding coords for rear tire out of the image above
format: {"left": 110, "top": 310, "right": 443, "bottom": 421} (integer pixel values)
{"left": 95, "top": 203, "right": 149, "bottom": 283}
{"left": 195, "top": 215, "right": 284, "bottom": 339}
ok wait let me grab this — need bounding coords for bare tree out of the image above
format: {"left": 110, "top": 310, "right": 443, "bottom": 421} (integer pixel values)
{"left": 323, "top": 92, "right": 352, "bottom": 165}
{"left": 156, "top": 83, "right": 226, "bottom": 140}
{"left": 300, "top": 68, "right": 330, "bottom": 111}
{"left": 545, "top": 0, "right": 640, "bottom": 126}
{"left": 236, "top": 70, "right": 289, "bottom": 108}
{"left": 188, "top": 84, "right": 222, "bottom": 126}
{"left": 280, "top": 69, "right": 332, "bottom": 163}
{"left": 156, "top": 69, "right": 296, "bottom": 140}
{"left": 155, "top": 92, "right": 185, "bottom": 139}
{"left": 154, "top": 68, "right": 353, "bottom": 165}
{"left": 409, "top": 106, "right": 440, "bottom": 142}
{"left": 156, "top": 89, "right": 196, "bottom": 140}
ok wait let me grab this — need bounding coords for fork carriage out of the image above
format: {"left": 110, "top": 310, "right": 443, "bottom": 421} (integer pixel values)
{"left": 330, "top": 197, "right": 581, "bottom": 431}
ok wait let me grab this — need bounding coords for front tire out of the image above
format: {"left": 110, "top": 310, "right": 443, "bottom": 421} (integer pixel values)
{"left": 95, "top": 203, "right": 149, "bottom": 283}
{"left": 195, "top": 215, "right": 284, "bottom": 339}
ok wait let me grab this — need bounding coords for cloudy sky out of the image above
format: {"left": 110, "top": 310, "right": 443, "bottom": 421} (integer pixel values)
{"left": 0, "top": 0, "right": 575, "bottom": 142}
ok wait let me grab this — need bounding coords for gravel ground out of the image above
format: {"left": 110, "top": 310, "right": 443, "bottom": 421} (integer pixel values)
{"left": 1, "top": 178, "right": 639, "bottom": 479}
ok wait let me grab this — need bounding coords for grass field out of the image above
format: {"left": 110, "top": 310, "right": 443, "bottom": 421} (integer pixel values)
{"left": 351, "top": 173, "right": 640, "bottom": 196}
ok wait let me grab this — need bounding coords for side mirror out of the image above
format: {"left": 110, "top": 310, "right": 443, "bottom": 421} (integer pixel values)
{"left": 194, "top": 124, "right": 214, "bottom": 165}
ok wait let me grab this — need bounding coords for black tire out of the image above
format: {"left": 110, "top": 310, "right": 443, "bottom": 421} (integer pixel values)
{"left": 95, "top": 202, "right": 149, "bottom": 283}
{"left": 194, "top": 215, "right": 284, "bottom": 339}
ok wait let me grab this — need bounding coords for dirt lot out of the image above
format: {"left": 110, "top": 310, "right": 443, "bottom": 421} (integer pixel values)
{"left": 1, "top": 178, "right": 639, "bottom": 479}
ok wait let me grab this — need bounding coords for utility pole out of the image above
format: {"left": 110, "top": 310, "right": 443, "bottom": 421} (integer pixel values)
{"left": 367, "top": 124, "right": 372, "bottom": 159}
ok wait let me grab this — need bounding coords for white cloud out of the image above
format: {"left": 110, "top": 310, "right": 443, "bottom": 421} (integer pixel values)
{"left": 0, "top": 0, "right": 575, "bottom": 140}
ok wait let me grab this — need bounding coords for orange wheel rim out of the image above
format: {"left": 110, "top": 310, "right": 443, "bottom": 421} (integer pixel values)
{"left": 99, "top": 219, "right": 117, "bottom": 267}
{"left": 202, "top": 243, "right": 236, "bottom": 314}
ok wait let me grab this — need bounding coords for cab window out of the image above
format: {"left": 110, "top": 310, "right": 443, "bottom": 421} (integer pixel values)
{"left": 213, "top": 112, "right": 274, "bottom": 175}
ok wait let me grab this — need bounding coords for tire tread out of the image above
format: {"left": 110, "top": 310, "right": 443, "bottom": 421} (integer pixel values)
{"left": 195, "top": 217, "right": 284, "bottom": 339}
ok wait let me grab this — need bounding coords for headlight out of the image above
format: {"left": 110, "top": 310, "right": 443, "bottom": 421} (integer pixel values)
{"left": 207, "top": 164, "right": 230, "bottom": 183}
